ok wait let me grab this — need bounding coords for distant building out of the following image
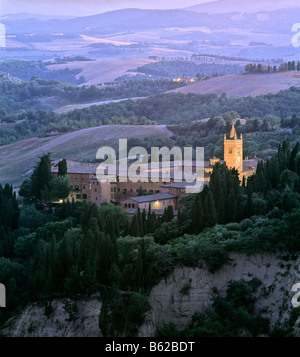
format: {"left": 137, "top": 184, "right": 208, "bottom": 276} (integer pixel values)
{"left": 51, "top": 124, "right": 261, "bottom": 214}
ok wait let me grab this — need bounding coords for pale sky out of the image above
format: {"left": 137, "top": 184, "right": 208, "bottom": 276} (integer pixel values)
{"left": 0, "top": 0, "right": 215, "bottom": 16}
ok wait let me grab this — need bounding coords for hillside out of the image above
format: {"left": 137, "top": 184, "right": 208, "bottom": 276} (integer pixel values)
{"left": 47, "top": 58, "right": 155, "bottom": 85}
{"left": 184, "top": 0, "right": 299, "bottom": 13}
{"left": 171, "top": 72, "right": 300, "bottom": 98}
{"left": 1, "top": 252, "right": 299, "bottom": 337}
{"left": 0, "top": 125, "right": 173, "bottom": 187}
{"left": 2, "top": 5, "right": 300, "bottom": 62}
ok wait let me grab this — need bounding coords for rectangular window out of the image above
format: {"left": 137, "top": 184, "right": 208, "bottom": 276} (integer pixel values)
{"left": 82, "top": 194, "right": 87, "bottom": 200}
{"left": 132, "top": 204, "right": 135, "bottom": 208}
{"left": 76, "top": 194, "right": 81, "bottom": 199}
{"left": 95, "top": 197, "right": 98, "bottom": 201}
{"left": 83, "top": 186, "right": 85, "bottom": 189}
{"left": 95, "top": 189, "right": 97, "bottom": 192}
{"left": 229, "top": 149, "right": 233, "bottom": 154}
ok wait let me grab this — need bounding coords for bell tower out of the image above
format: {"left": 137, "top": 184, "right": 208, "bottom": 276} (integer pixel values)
{"left": 224, "top": 124, "right": 243, "bottom": 173}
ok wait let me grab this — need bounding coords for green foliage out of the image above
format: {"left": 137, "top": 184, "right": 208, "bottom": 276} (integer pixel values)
{"left": 63, "top": 299, "right": 79, "bottom": 322}
{"left": 0, "top": 184, "right": 19, "bottom": 233}
{"left": 179, "top": 279, "right": 192, "bottom": 296}
{"left": 157, "top": 279, "right": 270, "bottom": 337}
{"left": 134, "top": 60, "right": 243, "bottom": 79}
{"left": 2, "top": 86, "right": 300, "bottom": 147}
{"left": 18, "top": 205, "right": 46, "bottom": 231}
{"left": 50, "top": 176, "right": 71, "bottom": 201}
{"left": 99, "top": 287, "right": 150, "bottom": 337}
{"left": 58, "top": 159, "right": 68, "bottom": 177}
{"left": 0, "top": 59, "right": 84, "bottom": 84}
{"left": 30, "top": 153, "right": 52, "bottom": 201}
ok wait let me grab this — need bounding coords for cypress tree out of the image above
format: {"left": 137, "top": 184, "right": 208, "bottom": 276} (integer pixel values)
{"left": 31, "top": 153, "right": 52, "bottom": 201}
{"left": 58, "top": 159, "right": 68, "bottom": 176}
{"left": 217, "top": 188, "right": 226, "bottom": 224}
{"left": 203, "top": 191, "right": 217, "bottom": 227}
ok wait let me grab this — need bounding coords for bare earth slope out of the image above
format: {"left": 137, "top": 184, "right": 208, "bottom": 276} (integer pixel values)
{"left": 171, "top": 72, "right": 300, "bottom": 98}
{"left": 0, "top": 125, "right": 172, "bottom": 187}
{"left": 1, "top": 253, "right": 299, "bottom": 337}
{"left": 47, "top": 58, "right": 155, "bottom": 85}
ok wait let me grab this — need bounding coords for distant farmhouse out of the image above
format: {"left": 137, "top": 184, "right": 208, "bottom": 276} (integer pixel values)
{"left": 51, "top": 125, "right": 261, "bottom": 215}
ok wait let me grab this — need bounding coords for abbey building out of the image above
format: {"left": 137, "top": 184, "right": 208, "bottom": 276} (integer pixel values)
{"left": 51, "top": 124, "right": 261, "bottom": 215}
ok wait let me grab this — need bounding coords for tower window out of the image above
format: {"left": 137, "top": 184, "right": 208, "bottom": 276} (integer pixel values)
{"left": 229, "top": 149, "right": 233, "bottom": 154}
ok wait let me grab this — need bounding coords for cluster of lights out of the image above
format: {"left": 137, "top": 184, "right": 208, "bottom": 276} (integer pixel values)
{"left": 172, "top": 78, "right": 195, "bottom": 83}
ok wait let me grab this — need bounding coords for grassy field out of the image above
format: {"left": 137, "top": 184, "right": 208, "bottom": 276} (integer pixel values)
{"left": 0, "top": 125, "right": 173, "bottom": 187}
{"left": 54, "top": 97, "right": 147, "bottom": 114}
{"left": 47, "top": 58, "right": 155, "bottom": 85}
{"left": 171, "top": 72, "right": 300, "bottom": 97}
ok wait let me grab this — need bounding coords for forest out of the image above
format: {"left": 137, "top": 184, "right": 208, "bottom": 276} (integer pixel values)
{"left": 1, "top": 87, "right": 300, "bottom": 162}
{"left": 131, "top": 60, "right": 244, "bottom": 79}
{"left": 0, "top": 75, "right": 185, "bottom": 116}
{"left": 0, "top": 59, "right": 85, "bottom": 84}
{"left": 1, "top": 138, "right": 300, "bottom": 337}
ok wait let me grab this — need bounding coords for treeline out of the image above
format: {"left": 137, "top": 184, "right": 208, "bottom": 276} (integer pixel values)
{"left": 0, "top": 76, "right": 185, "bottom": 117}
{"left": 3, "top": 87, "right": 300, "bottom": 146}
{"left": 59, "top": 78, "right": 185, "bottom": 103}
{"left": 47, "top": 56, "right": 94, "bottom": 65}
{"left": 0, "top": 59, "right": 85, "bottom": 84}
{"left": 245, "top": 61, "right": 300, "bottom": 74}
{"left": 133, "top": 60, "right": 243, "bottom": 79}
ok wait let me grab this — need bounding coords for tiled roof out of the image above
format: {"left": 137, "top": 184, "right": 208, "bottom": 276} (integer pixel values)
{"left": 52, "top": 160, "right": 209, "bottom": 177}
{"left": 161, "top": 181, "right": 209, "bottom": 188}
{"left": 125, "top": 208, "right": 178, "bottom": 216}
{"left": 51, "top": 160, "right": 101, "bottom": 174}
{"left": 243, "top": 158, "right": 261, "bottom": 171}
{"left": 130, "top": 193, "right": 177, "bottom": 203}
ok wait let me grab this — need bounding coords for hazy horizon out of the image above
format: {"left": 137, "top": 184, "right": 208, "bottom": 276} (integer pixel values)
{"left": 0, "top": 0, "right": 213, "bottom": 17}
{"left": 1, "top": 0, "right": 299, "bottom": 17}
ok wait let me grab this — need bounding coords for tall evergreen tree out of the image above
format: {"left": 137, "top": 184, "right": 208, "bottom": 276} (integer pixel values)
{"left": 58, "top": 159, "right": 68, "bottom": 176}
{"left": 30, "top": 153, "right": 52, "bottom": 201}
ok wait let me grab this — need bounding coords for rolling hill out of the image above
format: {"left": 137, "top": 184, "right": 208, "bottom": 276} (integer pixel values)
{"left": 2, "top": 5, "right": 300, "bottom": 61}
{"left": 0, "top": 125, "right": 173, "bottom": 187}
{"left": 184, "top": 0, "right": 300, "bottom": 13}
{"left": 171, "top": 72, "right": 300, "bottom": 98}
{"left": 47, "top": 58, "right": 155, "bottom": 85}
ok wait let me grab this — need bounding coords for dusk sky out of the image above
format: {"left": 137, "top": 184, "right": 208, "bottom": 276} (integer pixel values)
{"left": 0, "top": 0, "right": 214, "bottom": 16}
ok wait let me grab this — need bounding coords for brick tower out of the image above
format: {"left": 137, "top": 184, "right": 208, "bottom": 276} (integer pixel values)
{"left": 224, "top": 124, "right": 243, "bottom": 173}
